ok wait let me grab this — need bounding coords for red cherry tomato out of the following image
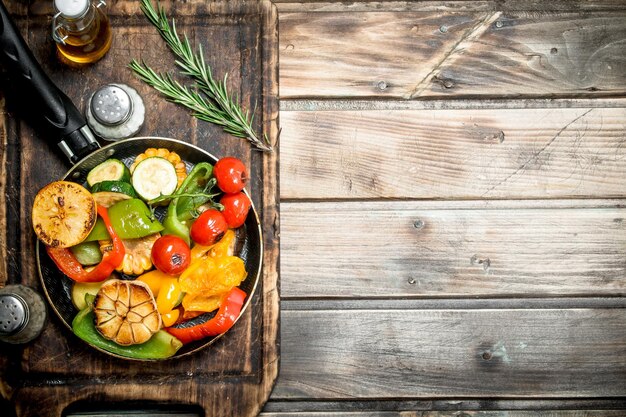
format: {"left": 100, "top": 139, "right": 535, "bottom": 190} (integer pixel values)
{"left": 151, "top": 235, "right": 191, "bottom": 275}
{"left": 220, "top": 192, "right": 251, "bottom": 228}
{"left": 214, "top": 157, "right": 248, "bottom": 194}
{"left": 190, "top": 209, "right": 229, "bottom": 246}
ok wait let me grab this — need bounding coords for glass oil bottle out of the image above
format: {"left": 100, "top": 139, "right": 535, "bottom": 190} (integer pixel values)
{"left": 52, "top": 0, "right": 112, "bottom": 65}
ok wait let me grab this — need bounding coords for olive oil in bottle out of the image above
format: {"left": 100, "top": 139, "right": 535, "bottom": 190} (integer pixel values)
{"left": 52, "top": 0, "right": 112, "bottom": 65}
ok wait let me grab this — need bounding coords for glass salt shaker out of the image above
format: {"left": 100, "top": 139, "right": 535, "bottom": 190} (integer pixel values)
{"left": 52, "top": 0, "right": 112, "bottom": 65}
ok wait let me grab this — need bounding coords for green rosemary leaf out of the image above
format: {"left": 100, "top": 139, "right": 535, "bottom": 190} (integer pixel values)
{"left": 133, "top": 0, "right": 272, "bottom": 152}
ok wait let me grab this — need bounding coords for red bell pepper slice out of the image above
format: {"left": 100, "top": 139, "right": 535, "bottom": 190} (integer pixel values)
{"left": 166, "top": 287, "right": 247, "bottom": 344}
{"left": 46, "top": 205, "right": 125, "bottom": 283}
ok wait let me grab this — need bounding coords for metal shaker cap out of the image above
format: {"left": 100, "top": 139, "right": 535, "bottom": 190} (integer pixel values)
{"left": 0, "top": 294, "right": 28, "bottom": 337}
{"left": 90, "top": 84, "right": 133, "bottom": 126}
{"left": 86, "top": 83, "right": 145, "bottom": 141}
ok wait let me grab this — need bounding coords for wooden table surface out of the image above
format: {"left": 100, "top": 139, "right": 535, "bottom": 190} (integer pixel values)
{"left": 1, "top": 0, "right": 625, "bottom": 416}
{"left": 262, "top": 0, "right": 626, "bottom": 416}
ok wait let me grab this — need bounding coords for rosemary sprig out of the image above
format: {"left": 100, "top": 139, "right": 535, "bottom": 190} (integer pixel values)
{"left": 132, "top": 0, "right": 272, "bottom": 152}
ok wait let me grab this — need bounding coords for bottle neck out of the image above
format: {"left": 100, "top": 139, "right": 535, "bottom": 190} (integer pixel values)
{"left": 58, "top": 4, "right": 96, "bottom": 33}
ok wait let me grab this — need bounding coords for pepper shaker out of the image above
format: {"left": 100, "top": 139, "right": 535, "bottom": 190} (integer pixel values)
{"left": 0, "top": 285, "right": 47, "bottom": 344}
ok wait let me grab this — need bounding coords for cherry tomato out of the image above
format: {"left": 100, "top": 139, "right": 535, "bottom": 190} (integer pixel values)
{"left": 190, "top": 209, "right": 229, "bottom": 246}
{"left": 214, "top": 157, "right": 248, "bottom": 194}
{"left": 220, "top": 192, "right": 251, "bottom": 228}
{"left": 151, "top": 235, "right": 191, "bottom": 276}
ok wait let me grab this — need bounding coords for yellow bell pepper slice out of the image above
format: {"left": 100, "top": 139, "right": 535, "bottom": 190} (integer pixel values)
{"left": 156, "top": 277, "right": 183, "bottom": 314}
{"left": 190, "top": 229, "right": 236, "bottom": 262}
{"left": 136, "top": 269, "right": 170, "bottom": 295}
{"left": 161, "top": 309, "right": 180, "bottom": 327}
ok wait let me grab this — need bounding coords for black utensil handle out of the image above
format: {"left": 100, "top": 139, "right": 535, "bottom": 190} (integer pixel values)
{"left": 0, "top": 0, "right": 99, "bottom": 163}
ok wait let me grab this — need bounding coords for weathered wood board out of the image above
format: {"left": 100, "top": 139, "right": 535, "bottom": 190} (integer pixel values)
{"left": 279, "top": 8, "right": 626, "bottom": 98}
{"left": 267, "top": 0, "right": 626, "bottom": 415}
{"left": 281, "top": 200, "right": 626, "bottom": 298}
{"left": 280, "top": 104, "right": 626, "bottom": 200}
{"left": 0, "top": 1, "right": 279, "bottom": 416}
{"left": 272, "top": 308, "right": 626, "bottom": 399}
{"left": 260, "top": 412, "right": 626, "bottom": 417}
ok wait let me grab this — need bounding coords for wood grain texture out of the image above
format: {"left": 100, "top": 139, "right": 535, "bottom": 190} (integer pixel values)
{"left": 0, "top": 1, "right": 279, "bottom": 416}
{"left": 274, "top": 1, "right": 626, "bottom": 12}
{"left": 271, "top": 308, "right": 626, "bottom": 399}
{"left": 280, "top": 201, "right": 626, "bottom": 298}
{"left": 261, "top": 412, "right": 626, "bottom": 417}
{"left": 279, "top": 10, "right": 626, "bottom": 98}
{"left": 280, "top": 107, "right": 626, "bottom": 200}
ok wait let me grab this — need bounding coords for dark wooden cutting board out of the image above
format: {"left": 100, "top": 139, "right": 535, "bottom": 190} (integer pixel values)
{"left": 0, "top": 1, "right": 279, "bottom": 415}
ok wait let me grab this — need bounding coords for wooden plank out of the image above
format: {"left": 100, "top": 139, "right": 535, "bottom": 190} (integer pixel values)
{"left": 279, "top": 10, "right": 626, "bottom": 98}
{"left": 280, "top": 107, "right": 626, "bottom": 200}
{"left": 261, "top": 412, "right": 626, "bottom": 417}
{"left": 275, "top": 1, "right": 626, "bottom": 12}
{"left": 262, "top": 399, "right": 626, "bottom": 414}
{"left": 271, "top": 308, "right": 626, "bottom": 399}
{"left": 0, "top": 1, "right": 279, "bottom": 416}
{"left": 281, "top": 201, "right": 626, "bottom": 298}
{"left": 280, "top": 97, "right": 626, "bottom": 111}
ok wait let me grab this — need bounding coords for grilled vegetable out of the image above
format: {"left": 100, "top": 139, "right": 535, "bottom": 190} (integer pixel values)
{"left": 131, "top": 157, "right": 178, "bottom": 201}
{"left": 91, "top": 180, "right": 138, "bottom": 198}
{"left": 156, "top": 162, "right": 217, "bottom": 244}
{"left": 131, "top": 148, "right": 187, "bottom": 187}
{"left": 70, "top": 241, "right": 103, "bottom": 266}
{"left": 46, "top": 205, "right": 125, "bottom": 283}
{"left": 72, "top": 295, "right": 182, "bottom": 359}
{"left": 71, "top": 278, "right": 113, "bottom": 310}
{"left": 32, "top": 181, "right": 97, "bottom": 248}
{"left": 87, "top": 159, "right": 131, "bottom": 187}
{"left": 92, "top": 192, "right": 132, "bottom": 208}
{"left": 93, "top": 279, "right": 162, "bottom": 345}
{"left": 84, "top": 199, "right": 164, "bottom": 241}
{"left": 166, "top": 287, "right": 246, "bottom": 344}
{"left": 100, "top": 233, "right": 160, "bottom": 276}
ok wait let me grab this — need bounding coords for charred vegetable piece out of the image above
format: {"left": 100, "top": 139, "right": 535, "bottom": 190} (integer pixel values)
{"left": 166, "top": 287, "right": 246, "bottom": 344}
{"left": 72, "top": 297, "right": 182, "bottom": 359}
{"left": 46, "top": 205, "right": 125, "bottom": 283}
{"left": 71, "top": 278, "right": 113, "bottom": 310}
{"left": 92, "top": 191, "right": 132, "bottom": 208}
{"left": 131, "top": 148, "right": 187, "bottom": 187}
{"left": 156, "top": 162, "right": 217, "bottom": 244}
{"left": 100, "top": 233, "right": 160, "bottom": 276}
{"left": 32, "top": 181, "right": 97, "bottom": 248}
{"left": 93, "top": 279, "right": 162, "bottom": 345}
{"left": 84, "top": 199, "right": 164, "bottom": 241}
{"left": 131, "top": 157, "right": 178, "bottom": 201}
{"left": 70, "top": 241, "right": 103, "bottom": 266}
{"left": 87, "top": 159, "right": 131, "bottom": 187}
{"left": 91, "top": 180, "right": 138, "bottom": 198}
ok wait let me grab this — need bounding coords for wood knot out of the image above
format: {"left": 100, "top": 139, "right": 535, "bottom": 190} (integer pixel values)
{"left": 413, "top": 219, "right": 425, "bottom": 230}
{"left": 433, "top": 76, "right": 455, "bottom": 89}
{"left": 470, "top": 255, "right": 491, "bottom": 272}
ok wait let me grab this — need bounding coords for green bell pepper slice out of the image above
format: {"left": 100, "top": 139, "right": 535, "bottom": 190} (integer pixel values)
{"left": 84, "top": 199, "right": 164, "bottom": 241}
{"left": 72, "top": 304, "right": 183, "bottom": 360}
{"left": 156, "top": 162, "right": 218, "bottom": 244}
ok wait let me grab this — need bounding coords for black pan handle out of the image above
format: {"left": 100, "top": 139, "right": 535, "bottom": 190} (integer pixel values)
{"left": 0, "top": 0, "right": 99, "bottom": 163}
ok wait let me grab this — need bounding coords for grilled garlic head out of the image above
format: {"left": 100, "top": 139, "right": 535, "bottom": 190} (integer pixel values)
{"left": 94, "top": 279, "right": 162, "bottom": 345}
